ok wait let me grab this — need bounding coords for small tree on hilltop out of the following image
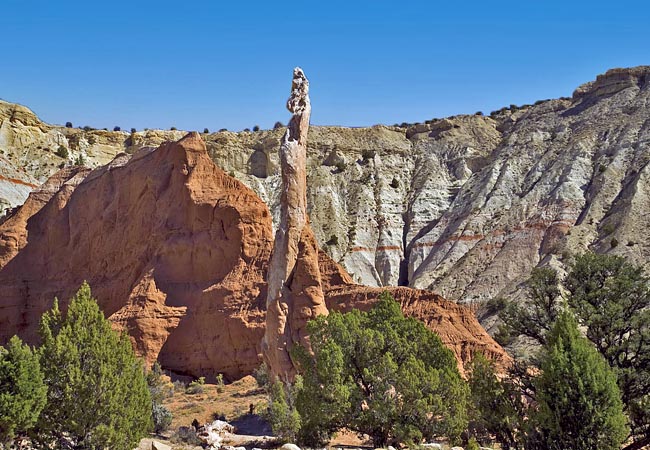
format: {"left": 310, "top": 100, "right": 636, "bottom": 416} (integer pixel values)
{"left": 293, "top": 291, "right": 468, "bottom": 447}
{"left": 35, "top": 282, "right": 152, "bottom": 450}
{"left": 529, "top": 311, "right": 628, "bottom": 450}
{"left": 0, "top": 336, "right": 47, "bottom": 444}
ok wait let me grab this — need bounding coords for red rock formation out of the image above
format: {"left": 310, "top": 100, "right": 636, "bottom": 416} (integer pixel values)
{"left": 0, "top": 133, "right": 273, "bottom": 380}
{"left": 263, "top": 68, "right": 329, "bottom": 380}
{"left": 0, "top": 132, "right": 509, "bottom": 379}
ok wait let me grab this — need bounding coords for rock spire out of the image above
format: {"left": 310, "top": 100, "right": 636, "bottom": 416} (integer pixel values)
{"left": 262, "top": 68, "right": 329, "bottom": 379}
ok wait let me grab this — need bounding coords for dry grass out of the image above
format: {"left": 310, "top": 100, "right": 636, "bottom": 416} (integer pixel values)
{"left": 163, "top": 375, "right": 268, "bottom": 429}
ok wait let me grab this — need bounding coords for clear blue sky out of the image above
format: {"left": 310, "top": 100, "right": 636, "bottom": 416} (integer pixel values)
{"left": 1, "top": 0, "right": 648, "bottom": 131}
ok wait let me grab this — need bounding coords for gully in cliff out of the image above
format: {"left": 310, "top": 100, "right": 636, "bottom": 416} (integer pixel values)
{"left": 262, "top": 68, "right": 329, "bottom": 381}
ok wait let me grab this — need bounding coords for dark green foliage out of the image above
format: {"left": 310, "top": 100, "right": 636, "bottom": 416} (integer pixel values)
{"left": 130, "top": 128, "right": 136, "bottom": 133}
{"left": 82, "top": 126, "right": 94, "bottom": 132}
{"left": 499, "top": 253, "right": 650, "bottom": 448}
{"left": 203, "top": 128, "right": 210, "bottom": 134}
{"left": 170, "top": 126, "right": 177, "bottom": 131}
{"left": 293, "top": 292, "right": 468, "bottom": 447}
{"left": 243, "top": 128, "right": 251, "bottom": 132}
{"left": 113, "top": 126, "right": 121, "bottom": 131}
{"left": 55, "top": 145, "right": 69, "bottom": 159}
{"left": 65, "top": 121, "right": 73, "bottom": 128}
{"left": 468, "top": 354, "right": 524, "bottom": 450}
{"left": 268, "top": 379, "right": 301, "bottom": 443}
{"left": 0, "top": 336, "right": 47, "bottom": 442}
{"left": 273, "top": 121, "right": 284, "bottom": 129}
{"left": 36, "top": 282, "right": 152, "bottom": 450}
{"left": 497, "top": 267, "right": 562, "bottom": 346}
{"left": 74, "top": 154, "right": 86, "bottom": 166}
{"left": 530, "top": 312, "right": 627, "bottom": 450}
{"left": 218, "top": 128, "right": 228, "bottom": 132}
{"left": 390, "top": 178, "right": 399, "bottom": 188}
{"left": 565, "top": 253, "right": 650, "bottom": 447}
{"left": 252, "top": 125, "right": 260, "bottom": 132}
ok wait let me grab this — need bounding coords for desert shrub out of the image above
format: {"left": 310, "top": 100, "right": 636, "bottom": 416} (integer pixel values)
{"left": 361, "top": 149, "right": 376, "bottom": 161}
{"left": 243, "top": 128, "right": 251, "bottom": 132}
{"left": 0, "top": 336, "right": 47, "bottom": 442}
{"left": 74, "top": 154, "right": 86, "bottom": 166}
{"left": 55, "top": 145, "right": 69, "bottom": 159}
{"left": 390, "top": 177, "right": 399, "bottom": 188}
{"left": 253, "top": 362, "right": 270, "bottom": 390}
{"left": 273, "top": 121, "right": 284, "bottom": 129}
{"left": 113, "top": 126, "right": 121, "bottom": 131}
{"left": 172, "top": 380, "right": 186, "bottom": 393}
{"left": 186, "top": 377, "right": 205, "bottom": 394}
{"left": 171, "top": 426, "right": 202, "bottom": 445}
{"left": 203, "top": 128, "right": 209, "bottom": 134}
{"left": 152, "top": 403, "right": 172, "bottom": 434}
{"left": 325, "top": 235, "right": 338, "bottom": 246}
{"left": 130, "top": 128, "right": 136, "bottom": 133}
{"left": 252, "top": 125, "right": 260, "bottom": 132}
{"left": 212, "top": 411, "right": 227, "bottom": 421}
{"left": 65, "top": 121, "right": 73, "bottom": 128}
{"left": 335, "top": 161, "right": 345, "bottom": 172}
{"left": 218, "top": 128, "right": 228, "bottom": 132}
{"left": 267, "top": 379, "right": 301, "bottom": 444}
{"left": 35, "top": 282, "right": 151, "bottom": 450}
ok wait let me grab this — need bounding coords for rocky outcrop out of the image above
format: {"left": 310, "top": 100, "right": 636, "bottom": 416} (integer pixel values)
{"left": 5, "top": 67, "right": 649, "bottom": 331}
{"left": 0, "top": 132, "right": 509, "bottom": 378}
{"left": 0, "top": 132, "right": 274, "bottom": 380}
{"left": 263, "top": 68, "right": 328, "bottom": 379}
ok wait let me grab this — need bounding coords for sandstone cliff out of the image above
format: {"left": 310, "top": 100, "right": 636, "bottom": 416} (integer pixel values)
{"left": 3, "top": 66, "right": 649, "bottom": 323}
{"left": 0, "top": 133, "right": 509, "bottom": 379}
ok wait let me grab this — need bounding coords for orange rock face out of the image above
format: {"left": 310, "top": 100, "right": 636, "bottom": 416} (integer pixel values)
{"left": 0, "top": 133, "right": 273, "bottom": 380}
{"left": 0, "top": 132, "right": 509, "bottom": 379}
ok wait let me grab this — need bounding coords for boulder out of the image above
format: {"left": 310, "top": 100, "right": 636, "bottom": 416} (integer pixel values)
{"left": 151, "top": 440, "right": 172, "bottom": 450}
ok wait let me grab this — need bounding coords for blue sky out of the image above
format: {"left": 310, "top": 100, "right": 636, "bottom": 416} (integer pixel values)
{"left": 1, "top": 0, "right": 648, "bottom": 131}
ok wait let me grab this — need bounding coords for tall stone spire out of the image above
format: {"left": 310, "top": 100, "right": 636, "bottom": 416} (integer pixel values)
{"left": 262, "top": 68, "right": 329, "bottom": 380}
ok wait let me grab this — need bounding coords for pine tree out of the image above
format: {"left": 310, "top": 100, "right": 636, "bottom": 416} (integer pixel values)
{"left": 35, "top": 282, "right": 152, "bottom": 450}
{"left": 0, "top": 336, "right": 47, "bottom": 443}
{"left": 531, "top": 311, "right": 628, "bottom": 450}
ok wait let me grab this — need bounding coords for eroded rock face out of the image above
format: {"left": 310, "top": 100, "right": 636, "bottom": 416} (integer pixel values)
{"left": 0, "top": 132, "right": 274, "bottom": 380}
{"left": 0, "top": 131, "right": 509, "bottom": 377}
{"left": 263, "top": 68, "right": 328, "bottom": 379}
{"left": 5, "top": 67, "right": 647, "bottom": 330}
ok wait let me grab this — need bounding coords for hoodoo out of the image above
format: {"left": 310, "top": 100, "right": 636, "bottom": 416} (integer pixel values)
{"left": 262, "top": 68, "right": 329, "bottom": 379}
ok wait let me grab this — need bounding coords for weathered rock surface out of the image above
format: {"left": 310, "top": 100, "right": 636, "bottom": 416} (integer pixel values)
{"left": 5, "top": 66, "right": 647, "bottom": 330}
{"left": 0, "top": 132, "right": 273, "bottom": 379}
{"left": 263, "top": 68, "right": 328, "bottom": 379}
{"left": 0, "top": 132, "right": 509, "bottom": 377}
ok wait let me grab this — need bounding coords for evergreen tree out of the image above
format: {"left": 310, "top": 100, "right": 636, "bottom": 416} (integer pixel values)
{"left": 35, "top": 282, "right": 152, "bottom": 450}
{"left": 293, "top": 292, "right": 468, "bottom": 447}
{"left": 531, "top": 311, "right": 628, "bottom": 450}
{"left": 468, "top": 354, "right": 524, "bottom": 450}
{"left": 0, "top": 336, "right": 47, "bottom": 443}
{"left": 565, "top": 253, "right": 650, "bottom": 449}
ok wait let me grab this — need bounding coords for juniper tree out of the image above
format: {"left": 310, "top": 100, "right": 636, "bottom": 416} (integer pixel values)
{"left": 293, "top": 292, "right": 468, "bottom": 447}
{"left": 35, "top": 282, "right": 152, "bottom": 450}
{"left": 530, "top": 311, "right": 628, "bottom": 450}
{"left": 0, "top": 336, "right": 47, "bottom": 443}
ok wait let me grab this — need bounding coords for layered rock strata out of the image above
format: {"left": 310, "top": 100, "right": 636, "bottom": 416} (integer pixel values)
{"left": 5, "top": 67, "right": 647, "bottom": 326}
{"left": 0, "top": 132, "right": 509, "bottom": 378}
{"left": 263, "top": 68, "right": 329, "bottom": 379}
